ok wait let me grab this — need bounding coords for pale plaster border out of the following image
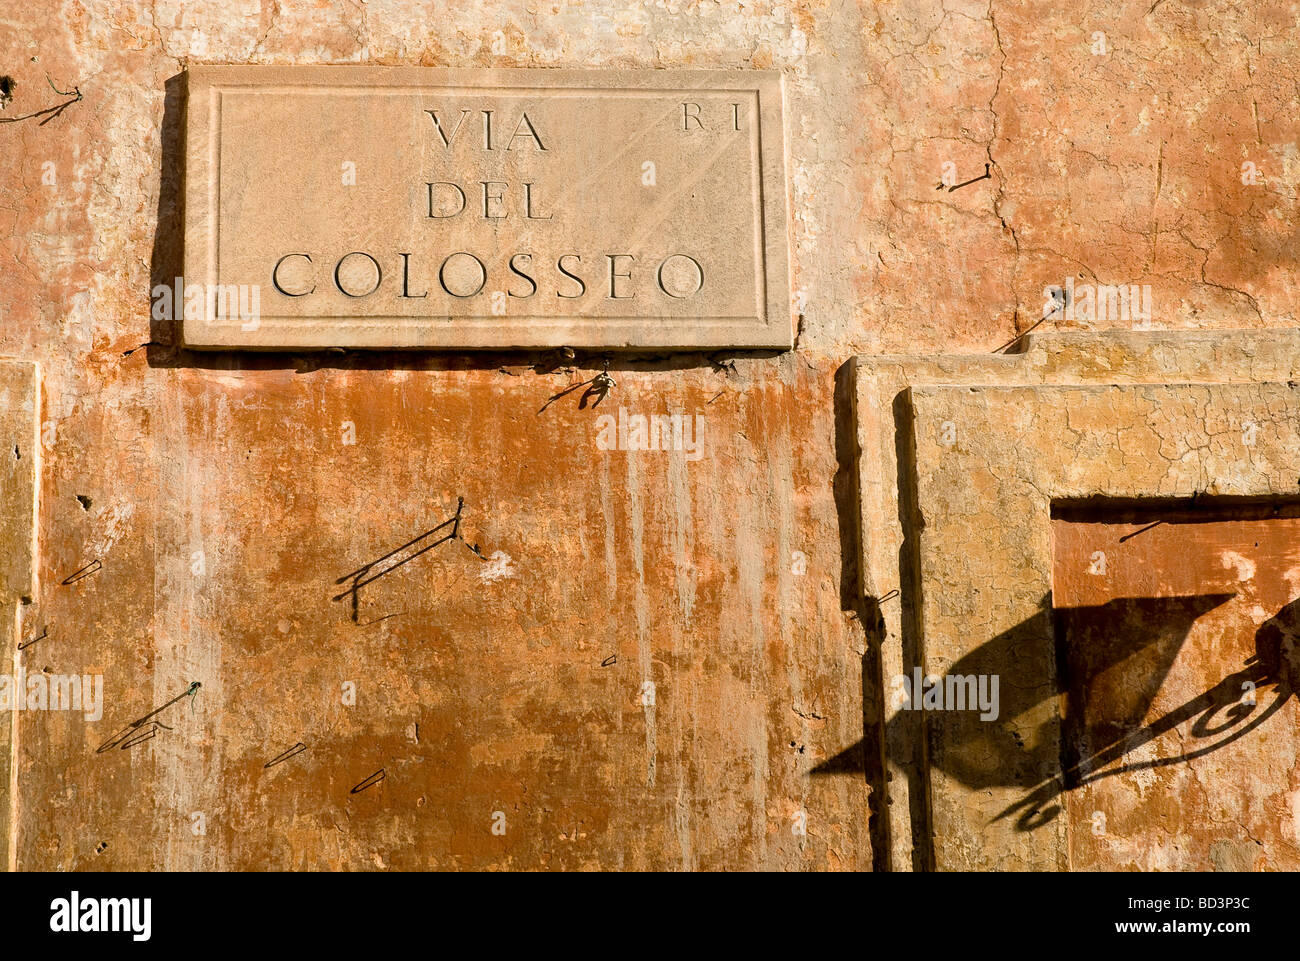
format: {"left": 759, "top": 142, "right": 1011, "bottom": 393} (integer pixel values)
{"left": 0, "top": 358, "right": 40, "bottom": 873}
{"left": 851, "top": 331, "right": 1300, "bottom": 871}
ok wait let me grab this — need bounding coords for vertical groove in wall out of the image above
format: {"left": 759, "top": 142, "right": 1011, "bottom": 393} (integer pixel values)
{"left": 839, "top": 359, "right": 889, "bottom": 870}
{"left": 7, "top": 598, "right": 20, "bottom": 872}
{"left": 892, "top": 387, "right": 935, "bottom": 872}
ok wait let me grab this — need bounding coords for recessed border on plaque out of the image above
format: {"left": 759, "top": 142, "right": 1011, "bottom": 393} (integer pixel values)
{"left": 181, "top": 66, "right": 792, "bottom": 351}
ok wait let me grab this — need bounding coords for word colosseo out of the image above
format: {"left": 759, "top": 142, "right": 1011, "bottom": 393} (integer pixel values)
{"left": 270, "top": 108, "right": 707, "bottom": 304}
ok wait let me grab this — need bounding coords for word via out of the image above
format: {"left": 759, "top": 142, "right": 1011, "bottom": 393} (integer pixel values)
{"left": 891, "top": 668, "right": 1000, "bottom": 721}
{"left": 0, "top": 670, "right": 102, "bottom": 721}
{"left": 424, "top": 108, "right": 546, "bottom": 151}
{"left": 50, "top": 892, "right": 151, "bottom": 941}
{"left": 1043, "top": 277, "right": 1152, "bottom": 327}
{"left": 595, "top": 407, "right": 705, "bottom": 461}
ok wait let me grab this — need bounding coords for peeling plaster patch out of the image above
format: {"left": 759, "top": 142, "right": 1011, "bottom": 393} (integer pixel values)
{"left": 674, "top": 787, "right": 695, "bottom": 869}
{"left": 89, "top": 501, "right": 134, "bottom": 558}
{"left": 791, "top": 162, "right": 821, "bottom": 244}
{"left": 666, "top": 444, "right": 696, "bottom": 624}
{"left": 478, "top": 550, "right": 516, "bottom": 584}
{"left": 63, "top": 291, "right": 95, "bottom": 352}
{"left": 1220, "top": 550, "right": 1257, "bottom": 582}
{"left": 1283, "top": 565, "right": 1300, "bottom": 600}
{"left": 626, "top": 454, "right": 655, "bottom": 789}
{"left": 599, "top": 463, "right": 618, "bottom": 603}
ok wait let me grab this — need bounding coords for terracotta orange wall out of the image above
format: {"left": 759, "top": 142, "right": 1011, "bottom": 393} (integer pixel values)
{"left": 0, "top": 0, "right": 1295, "bottom": 869}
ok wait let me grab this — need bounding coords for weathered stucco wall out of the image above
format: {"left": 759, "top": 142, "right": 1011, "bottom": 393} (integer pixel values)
{"left": 0, "top": 0, "right": 1296, "bottom": 870}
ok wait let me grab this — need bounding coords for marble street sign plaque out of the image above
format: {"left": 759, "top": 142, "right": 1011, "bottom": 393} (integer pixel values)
{"left": 182, "top": 66, "right": 792, "bottom": 350}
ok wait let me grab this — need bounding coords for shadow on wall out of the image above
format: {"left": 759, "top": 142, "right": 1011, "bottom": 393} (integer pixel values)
{"left": 814, "top": 593, "right": 1300, "bottom": 839}
{"left": 1001, "top": 593, "right": 1300, "bottom": 831}
{"left": 830, "top": 360, "right": 890, "bottom": 869}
